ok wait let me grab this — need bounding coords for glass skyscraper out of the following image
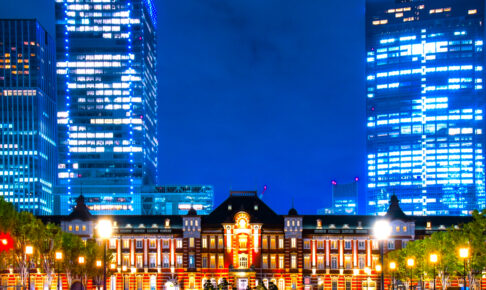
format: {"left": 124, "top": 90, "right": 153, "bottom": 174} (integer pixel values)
{"left": 366, "top": 0, "right": 486, "bottom": 215}
{"left": 55, "top": 0, "right": 157, "bottom": 215}
{"left": 0, "top": 19, "right": 57, "bottom": 215}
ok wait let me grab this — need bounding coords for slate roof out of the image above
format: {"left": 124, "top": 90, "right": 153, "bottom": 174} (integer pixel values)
{"left": 201, "top": 191, "right": 283, "bottom": 227}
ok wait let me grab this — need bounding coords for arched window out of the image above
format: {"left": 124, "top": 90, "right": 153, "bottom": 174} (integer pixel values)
{"left": 239, "top": 255, "right": 248, "bottom": 268}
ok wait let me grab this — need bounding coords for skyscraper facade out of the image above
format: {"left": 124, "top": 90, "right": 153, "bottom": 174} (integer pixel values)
{"left": 0, "top": 19, "right": 57, "bottom": 215}
{"left": 55, "top": 0, "right": 157, "bottom": 215}
{"left": 317, "top": 179, "right": 359, "bottom": 215}
{"left": 366, "top": 0, "right": 486, "bottom": 215}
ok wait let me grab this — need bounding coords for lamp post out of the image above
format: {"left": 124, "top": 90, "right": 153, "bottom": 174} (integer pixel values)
{"left": 55, "top": 251, "right": 63, "bottom": 290}
{"left": 79, "top": 256, "right": 85, "bottom": 289}
{"left": 25, "top": 245, "right": 33, "bottom": 290}
{"left": 374, "top": 219, "right": 391, "bottom": 290}
{"left": 429, "top": 254, "right": 438, "bottom": 290}
{"left": 389, "top": 262, "right": 396, "bottom": 290}
{"left": 97, "top": 219, "right": 113, "bottom": 290}
{"left": 407, "top": 258, "right": 415, "bottom": 290}
{"left": 459, "top": 248, "right": 469, "bottom": 290}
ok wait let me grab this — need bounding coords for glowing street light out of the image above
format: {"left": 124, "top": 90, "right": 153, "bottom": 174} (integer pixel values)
{"left": 430, "top": 254, "right": 438, "bottom": 290}
{"left": 25, "top": 246, "right": 33, "bottom": 255}
{"left": 55, "top": 251, "right": 63, "bottom": 290}
{"left": 407, "top": 258, "right": 415, "bottom": 290}
{"left": 97, "top": 219, "right": 113, "bottom": 290}
{"left": 459, "top": 248, "right": 469, "bottom": 290}
{"left": 25, "top": 246, "right": 34, "bottom": 290}
{"left": 390, "top": 262, "right": 397, "bottom": 290}
{"left": 374, "top": 219, "right": 391, "bottom": 290}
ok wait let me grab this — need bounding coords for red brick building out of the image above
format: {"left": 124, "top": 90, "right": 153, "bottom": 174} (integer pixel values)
{"left": 39, "top": 191, "right": 471, "bottom": 290}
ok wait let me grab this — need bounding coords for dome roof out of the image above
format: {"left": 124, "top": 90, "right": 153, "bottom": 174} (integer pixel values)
{"left": 288, "top": 207, "right": 298, "bottom": 216}
{"left": 187, "top": 207, "right": 197, "bottom": 216}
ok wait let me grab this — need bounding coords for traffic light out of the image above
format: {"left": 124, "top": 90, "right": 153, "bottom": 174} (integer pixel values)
{"left": 0, "top": 233, "right": 13, "bottom": 252}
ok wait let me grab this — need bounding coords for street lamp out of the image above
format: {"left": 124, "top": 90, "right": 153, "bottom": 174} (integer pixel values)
{"left": 429, "top": 254, "right": 438, "bottom": 290}
{"left": 459, "top": 248, "right": 469, "bottom": 290}
{"left": 25, "top": 246, "right": 33, "bottom": 290}
{"left": 407, "top": 258, "right": 415, "bottom": 290}
{"left": 97, "top": 219, "right": 113, "bottom": 290}
{"left": 55, "top": 251, "right": 63, "bottom": 290}
{"left": 374, "top": 219, "right": 391, "bottom": 290}
{"left": 389, "top": 262, "right": 397, "bottom": 290}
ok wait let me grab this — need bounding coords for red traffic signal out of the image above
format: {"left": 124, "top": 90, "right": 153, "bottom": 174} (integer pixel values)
{"left": 0, "top": 233, "right": 14, "bottom": 252}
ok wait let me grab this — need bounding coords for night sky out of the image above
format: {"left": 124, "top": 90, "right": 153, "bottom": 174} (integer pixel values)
{"left": 0, "top": 0, "right": 366, "bottom": 214}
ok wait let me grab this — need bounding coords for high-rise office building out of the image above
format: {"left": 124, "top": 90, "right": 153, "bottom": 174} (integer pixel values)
{"left": 55, "top": 0, "right": 157, "bottom": 215}
{"left": 366, "top": 0, "right": 486, "bottom": 215}
{"left": 141, "top": 185, "right": 214, "bottom": 215}
{"left": 0, "top": 19, "right": 57, "bottom": 215}
{"left": 317, "top": 179, "right": 359, "bottom": 215}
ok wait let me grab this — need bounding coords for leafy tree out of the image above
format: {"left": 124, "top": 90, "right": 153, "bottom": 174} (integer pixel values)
{"left": 59, "top": 231, "right": 85, "bottom": 286}
{"left": 457, "top": 209, "right": 486, "bottom": 289}
{"left": 204, "top": 279, "right": 215, "bottom": 290}
{"left": 268, "top": 281, "right": 278, "bottom": 290}
{"left": 218, "top": 277, "right": 230, "bottom": 290}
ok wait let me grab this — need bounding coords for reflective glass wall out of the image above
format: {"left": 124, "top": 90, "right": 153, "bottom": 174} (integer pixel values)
{"left": 0, "top": 20, "right": 57, "bottom": 215}
{"left": 55, "top": 0, "right": 157, "bottom": 215}
{"left": 366, "top": 0, "right": 486, "bottom": 215}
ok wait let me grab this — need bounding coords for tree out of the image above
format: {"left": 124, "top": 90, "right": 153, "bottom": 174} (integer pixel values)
{"left": 268, "top": 281, "right": 278, "bottom": 290}
{"left": 457, "top": 209, "right": 486, "bottom": 290}
{"left": 218, "top": 277, "right": 230, "bottom": 290}
{"left": 204, "top": 279, "right": 215, "bottom": 290}
{"left": 59, "top": 231, "right": 85, "bottom": 287}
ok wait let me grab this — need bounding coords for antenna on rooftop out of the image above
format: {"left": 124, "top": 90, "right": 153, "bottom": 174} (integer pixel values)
{"left": 259, "top": 185, "right": 267, "bottom": 199}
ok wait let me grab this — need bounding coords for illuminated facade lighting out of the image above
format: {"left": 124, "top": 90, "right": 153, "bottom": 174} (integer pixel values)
{"left": 55, "top": 0, "right": 158, "bottom": 215}
{"left": 366, "top": 0, "right": 486, "bottom": 215}
{"left": 0, "top": 20, "right": 57, "bottom": 215}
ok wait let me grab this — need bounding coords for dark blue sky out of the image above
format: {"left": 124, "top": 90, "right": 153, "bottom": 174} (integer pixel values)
{"left": 1, "top": 0, "right": 366, "bottom": 214}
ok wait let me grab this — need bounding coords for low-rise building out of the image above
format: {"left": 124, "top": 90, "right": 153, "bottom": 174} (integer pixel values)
{"left": 41, "top": 191, "right": 471, "bottom": 290}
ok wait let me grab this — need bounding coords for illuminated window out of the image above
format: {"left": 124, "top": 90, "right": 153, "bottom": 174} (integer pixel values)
{"left": 239, "top": 255, "right": 248, "bottom": 269}
{"left": 210, "top": 254, "right": 216, "bottom": 268}
{"left": 210, "top": 237, "right": 216, "bottom": 248}
{"left": 68, "top": 225, "right": 73, "bottom": 231}
{"left": 122, "top": 239, "right": 130, "bottom": 249}
{"left": 317, "top": 240, "right": 325, "bottom": 249}
{"left": 75, "top": 225, "right": 79, "bottom": 231}
{"left": 331, "top": 240, "right": 338, "bottom": 249}
{"left": 218, "top": 255, "right": 224, "bottom": 269}
{"left": 189, "top": 238, "right": 195, "bottom": 248}
{"left": 279, "top": 255, "right": 284, "bottom": 268}
{"left": 262, "top": 237, "right": 268, "bottom": 249}
{"left": 149, "top": 239, "right": 156, "bottom": 249}
{"left": 278, "top": 238, "right": 284, "bottom": 249}
{"left": 291, "top": 238, "right": 297, "bottom": 248}
{"left": 239, "top": 236, "right": 247, "bottom": 249}
{"left": 202, "top": 237, "right": 207, "bottom": 248}
{"left": 291, "top": 254, "right": 297, "bottom": 269}
{"left": 304, "top": 255, "right": 311, "bottom": 269}
{"left": 270, "top": 236, "right": 276, "bottom": 249}
{"left": 262, "top": 255, "right": 268, "bottom": 269}
{"left": 270, "top": 255, "right": 277, "bottom": 269}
